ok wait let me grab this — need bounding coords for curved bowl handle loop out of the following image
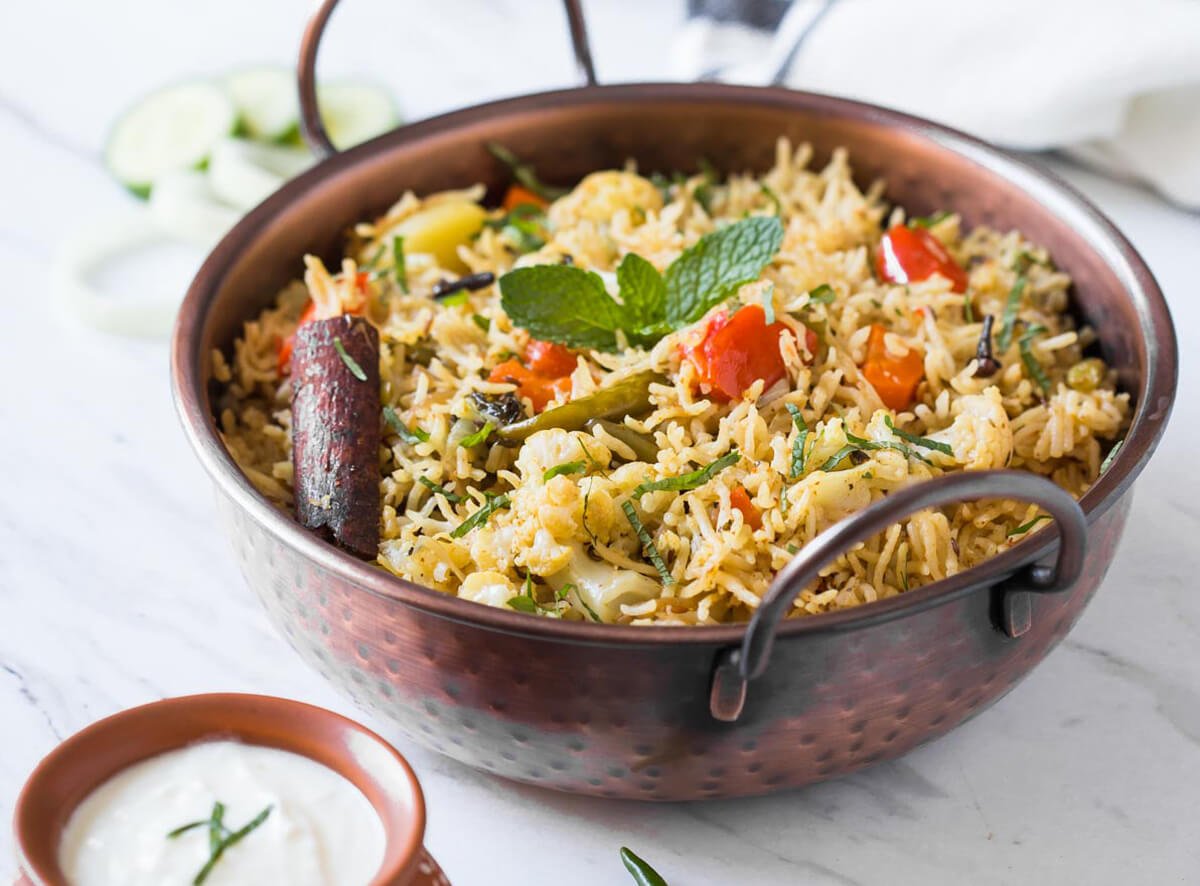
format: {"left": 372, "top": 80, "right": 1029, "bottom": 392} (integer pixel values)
{"left": 297, "top": 0, "right": 339, "bottom": 159}
{"left": 709, "top": 470, "right": 1087, "bottom": 722}
{"left": 297, "top": 0, "right": 599, "bottom": 158}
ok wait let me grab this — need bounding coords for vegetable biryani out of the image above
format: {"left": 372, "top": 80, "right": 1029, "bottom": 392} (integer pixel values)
{"left": 214, "top": 138, "right": 1128, "bottom": 625}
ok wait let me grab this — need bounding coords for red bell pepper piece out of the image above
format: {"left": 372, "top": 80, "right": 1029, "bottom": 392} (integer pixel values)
{"left": 685, "top": 304, "right": 815, "bottom": 401}
{"left": 861, "top": 323, "right": 925, "bottom": 411}
{"left": 875, "top": 224, "right": 967, "bottom": 293}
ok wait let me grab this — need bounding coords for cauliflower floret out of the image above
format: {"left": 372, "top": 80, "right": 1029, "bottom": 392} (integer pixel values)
{"left": 579, "top": 475, "right": 617, "bottom": 542}
{"left": 807, "top": 468, "right": 874, "bottom": 523}
{"left": 469, "top": 521, "right": 518, "bottom": 573}
{"left": 515, "top": 429, "right": 612, "bottom": 482}
{"left": 380, "top": 536, "right": 470, "bottom": 593}
{"left": 928, "top": 387, "right": 1013, "bottom": 470}
{"left": 518, "top": 526, "right": 575, "bottom": 575}
{"left": 548, "top": 542, "right": 661, "bottom": 622}
{"left": 549, "top": 171, "right": 663, "bottom": 228}
{"left": 459, "top": 571, "right": 518, "bottom": 609}
{"left": 509, "top": 472, "right": 582, "bottom": 575}
{"left": 803, "top": 417, "right": 853, "bottom": 470}
{"left": 507, "top": 432, "right": 612, "bottom": 574}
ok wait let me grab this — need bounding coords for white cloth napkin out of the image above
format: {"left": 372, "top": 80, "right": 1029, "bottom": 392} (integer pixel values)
{"left": 673, "top": 0, "right": 1200, "bottom": 208}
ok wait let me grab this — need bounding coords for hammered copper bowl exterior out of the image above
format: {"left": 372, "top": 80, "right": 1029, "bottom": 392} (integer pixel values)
{"left": 173, "top": 85, "right": 1176, "bottom": 800}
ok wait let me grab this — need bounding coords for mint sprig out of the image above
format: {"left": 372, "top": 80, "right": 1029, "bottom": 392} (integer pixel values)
{"left": 615, "top": 252, "right": 670, "bottom": 338}
{"left": 498, "top": 216, "right": 784, "bottom": 351}
{"left": 663, "top": 216, "right": 784, "bottom": 326}
{"left": 498, "top": 265, "right": 629, "bottom": 350}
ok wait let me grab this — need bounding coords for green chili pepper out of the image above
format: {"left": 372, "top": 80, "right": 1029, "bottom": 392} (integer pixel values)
{"left": 496, "top": 371, "right": 664, "bottom": 445}
{"left": 620, "top": 847, "right": 669, "bottom": 886}
{"left": 584, "top": 418, "right": 659, "bottom": 463}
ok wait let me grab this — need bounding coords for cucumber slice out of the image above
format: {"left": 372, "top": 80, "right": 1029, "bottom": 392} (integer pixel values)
{"left": 208, "top": 137, "right": 313, "bottom": 210}
{"left": 318, "top": 82, "right": 400, "bottom": 150}
{"left": 148, "top": 169, "right": 240, "bottom": 247}
{"left": 225, "top": 67, "right": 299, "bottom": 142}
{"left": 105, "top": 81, "right": 237, "bottom": 198}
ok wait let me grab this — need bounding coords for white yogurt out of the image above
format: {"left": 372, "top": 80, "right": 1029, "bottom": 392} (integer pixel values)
{"left": 58, "top": 740, "right": 386, "bottom": 886}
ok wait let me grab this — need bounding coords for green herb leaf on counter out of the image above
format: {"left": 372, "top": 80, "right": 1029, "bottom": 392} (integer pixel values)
{"left": 418, "top": 476, "right": 463, "bottom": 504}
{"left": 785, "top": 403, "right": 809, "bottom": 478}
{"left": 544, "top": 460, "right": 587, "bottom": 482}
{"left": 884, "top": 415, "right": 953, "bottom": 455}
{"left": 632, "top": 450, "right": 740, "bottom": 498}
{"left": 331, "top": 337, "right": 368, "bottom": 381}
{"left": 621, "top": 501, "right": 673, "bottom": 585}
{"left": 451, "top": 493, "right": 510, "bottom": 538}
{"left": 458, "top": 421, "right": 495, "bottom": 448}
{"left": 1007, "top": 514, "right": 1052, "bottom": 537}
{"left": 391, "top": 236, "right": 409, "bottom": 293}
{"left": 383, "top": 406, "right": 429, "bottom": 444}
{"left": 620, "top": 846, "right": 670, "bottom": 886}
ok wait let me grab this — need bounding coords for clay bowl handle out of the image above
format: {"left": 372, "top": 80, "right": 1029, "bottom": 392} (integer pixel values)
{"left": 297, "top": 0, "right": 598, "bottom": 159}
{"left": 709, "top": 470, "right": 1088, "bottom": 722}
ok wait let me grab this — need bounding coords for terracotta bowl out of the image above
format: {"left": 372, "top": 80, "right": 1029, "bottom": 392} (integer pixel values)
{"left": 11, "top": 694, "right": 447, "bottom": 886}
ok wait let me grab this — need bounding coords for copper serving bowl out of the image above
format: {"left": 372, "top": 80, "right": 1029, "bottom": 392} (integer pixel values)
{"left": 170, "top": 0, "right": 1176, "bottom": 800}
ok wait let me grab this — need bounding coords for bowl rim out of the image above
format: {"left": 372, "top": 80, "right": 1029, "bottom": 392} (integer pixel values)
{"left": 12, "top": 692, "right": 426, "bottom": 886}
{"left": 171, "top": 81, "right": 1177, "bottom": 647}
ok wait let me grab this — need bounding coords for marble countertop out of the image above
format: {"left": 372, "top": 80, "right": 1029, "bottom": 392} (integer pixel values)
{"left": 3, "top": 1, "right": 1198, "bottom": 883}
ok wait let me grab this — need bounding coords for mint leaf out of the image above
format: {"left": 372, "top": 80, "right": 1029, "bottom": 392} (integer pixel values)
{"left": 614, "top": 253, "right": 672, "bottom": 340}
{"left": 499, "top": 265, "right": 627, "bottom": 351}
{"left": 632, "top": 450, "right": 740, "bottom": 498}
{"left": 497, "top": 216, "right": 784, "bottom": 352}
{"left": 664, "top": 216, "right": 784, "bottom": 326}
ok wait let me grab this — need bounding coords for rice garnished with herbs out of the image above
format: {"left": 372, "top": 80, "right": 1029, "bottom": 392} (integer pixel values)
{"left": 214, "top": 138, "right": 1127, "bottom": 625}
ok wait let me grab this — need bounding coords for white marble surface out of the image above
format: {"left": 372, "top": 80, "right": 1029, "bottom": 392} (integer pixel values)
{"left": 3, "top": 2, "right": 1199, "bottom": 883}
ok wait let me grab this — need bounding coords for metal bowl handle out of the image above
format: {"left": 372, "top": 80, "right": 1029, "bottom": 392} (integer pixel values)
{"left": 709, "top": 470, "right": 1088, "bottom": 722}
{"left": 297, "top": 0, "right": 598, "bottom": 158}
